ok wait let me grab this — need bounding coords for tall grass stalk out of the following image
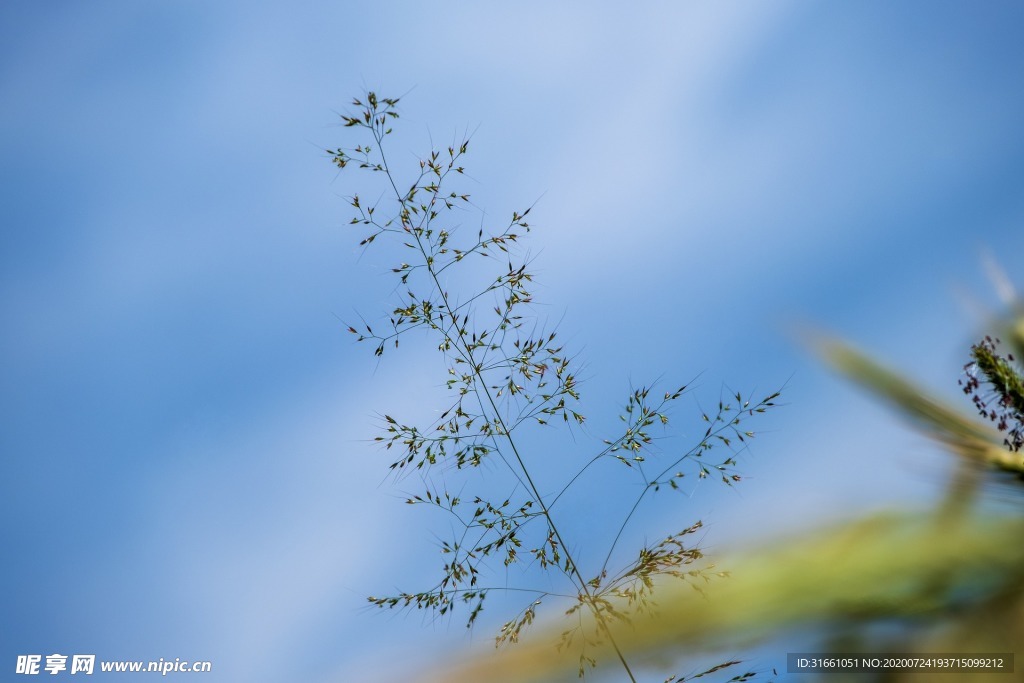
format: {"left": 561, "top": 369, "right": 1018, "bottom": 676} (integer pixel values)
{"left": 330, "top": 92, "right": 781, "bottom": 681}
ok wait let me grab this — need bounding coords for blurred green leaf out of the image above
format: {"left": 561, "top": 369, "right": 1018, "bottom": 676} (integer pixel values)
{"left": 815, "top": 337, "right": 1024, "bottom": 475}
{"left": 423, "top": 511, "right": 1024, "bottom": 683}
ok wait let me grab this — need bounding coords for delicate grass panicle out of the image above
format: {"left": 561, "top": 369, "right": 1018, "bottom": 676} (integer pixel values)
{"left": 331, "top": 92, "right": 781, "bottom": 681}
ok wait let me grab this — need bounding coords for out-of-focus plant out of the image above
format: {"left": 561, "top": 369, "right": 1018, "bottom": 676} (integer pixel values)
{"left": 420, "top": 512, "right": 1024, "bottom": 683}
{"left": 332, "top": 92, "right": 781, "bottom": 682}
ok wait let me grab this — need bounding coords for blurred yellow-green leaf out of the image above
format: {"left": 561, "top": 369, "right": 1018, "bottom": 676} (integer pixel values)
{"left": 423, "top": 511, "right": 1024, "bottom": 683}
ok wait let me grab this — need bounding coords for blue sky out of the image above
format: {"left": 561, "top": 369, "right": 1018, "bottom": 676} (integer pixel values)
{"left": 3, "top": 2, "right": 1024, "bottom": 681}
